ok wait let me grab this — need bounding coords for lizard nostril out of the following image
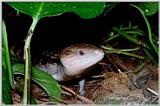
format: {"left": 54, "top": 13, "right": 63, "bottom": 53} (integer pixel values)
{"left": 79, "top": 50, "right": 85, "bottom": 55}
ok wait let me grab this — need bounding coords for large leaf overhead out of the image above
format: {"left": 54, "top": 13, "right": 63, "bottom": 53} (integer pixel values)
{"left": 136, "top": 2, "right": 158, "bottom": 16}
{"left": 7, "top": 2, "right": 106, "bottom": 19}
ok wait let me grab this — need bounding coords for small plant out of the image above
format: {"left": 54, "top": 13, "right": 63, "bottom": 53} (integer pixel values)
{"left": 101, "top": 3, "right": 158, "bottom": 66}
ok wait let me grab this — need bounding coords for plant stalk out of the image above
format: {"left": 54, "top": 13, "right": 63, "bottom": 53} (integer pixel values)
{"left": 113, "top": 27, "right": 151, "bottom": 50}
{"left": 2, "top": 20, "right": 14, "bottom": 89}
{"left": 23, "top": 18, "right": 38, "bottom": 104}
{"left": 130, "top": 4, "right": 158, "bottom": 54}
{"left": 101, "top": 45, "right": 144, "bottom": 59}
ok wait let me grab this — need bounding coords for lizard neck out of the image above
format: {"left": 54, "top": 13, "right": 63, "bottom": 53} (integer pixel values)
{"left": 51, "top": 63, "right": 69, "bottom": 81}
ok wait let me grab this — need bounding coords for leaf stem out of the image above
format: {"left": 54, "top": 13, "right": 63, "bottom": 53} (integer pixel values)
{"left": 2, "top": 20, "right": 14, "bottom": 89}
{"left": 101, "top": 45, "right": 140, "bottom": 52}
{"left": 23, "top": 18, "right": 38, "bottom": 104}
{"left": 130, "top": 4, "right": 158, "bottom": 54}
{"left": 104, "top": 34, "right": 119, "bottom": 43}
{"left": 113, "top": 27, "right": 151, "bottom": 50}
{"left": 101, "top": 45, "right": 144, "bottom": 59}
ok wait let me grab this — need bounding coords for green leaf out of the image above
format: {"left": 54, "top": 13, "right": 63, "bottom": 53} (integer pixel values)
{"left": 2, "top": 47, "right": 13, "bottom": 104}
{"left": 12, "top": 64, "right": 61, "bottom": 102}
{"left": 136, "top": 2, "right": 158, "bottom": 16}
{"left": 2, "top": 67, "right": 13, "bottom": 104}
{"left": 31, "top": 98, "right": 38, "bottom": 104}
{"left": 2, "top": 20, "right": 14, "bottom": 89}
{"left": 2, "top": 20, "right": 13, "bottom": 104}
{"left": 7, "top": 2, "right": 106, "bottom": 19}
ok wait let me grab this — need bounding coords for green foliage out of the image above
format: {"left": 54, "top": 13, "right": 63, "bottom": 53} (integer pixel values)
{"left": 7, "top": 2, "right": 106, "bottom": 20}
{"left": 130, "top": 4, "right": 158, "bottom": 54}
{"left": 113, "top": 27, "right": 150, "bottom": 50}
{"left": 2, "top": 20, "right": 14, "bottom": 89}
{"left": 136, "top": 2, "right": 158, "bottom": 16}
{"left": 31, "top": 98, "right": 38, "bottom": 104}
{"left": 12, "top": 64, "right": 62, "bottom": 102}
{"left": 102, "top": 22, "right": 158, "bottom": 65}
{"left": 2, "top": 50, "right": 13, "bottom": 104}
{"left": 2, "top": 21, "right": 13, "bottom": 104}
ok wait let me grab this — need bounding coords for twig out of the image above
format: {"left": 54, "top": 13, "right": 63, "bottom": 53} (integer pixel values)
{"left": 49, "top": 95, "right": 68, "bottom": 104}
{"left": 62, "top": 91, "right": 72, "bottom": 96}
{"left": 146, "top": 88, "right": 158, "bottom": 96}
{"left": 87, "top": 83, "right": 100, "bottom": 98}
{"left": 91, "top": 74, "right": 105, "bottom": 79}
{"left": 61, "top": 85, "right": 76, "bottom": 96}
{"left": 61, "top": 85, "right": 94, "bottom": 104}
{"left": 146, "top": 88, "right": 159, "bottom": 103}
{"left": 77, "top": 94, "right": 94, "bottom": 104}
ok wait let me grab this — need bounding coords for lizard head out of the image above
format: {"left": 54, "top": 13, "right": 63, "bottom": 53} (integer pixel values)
{"left": 60, "top": 43, "right": 104, "bottom": 76}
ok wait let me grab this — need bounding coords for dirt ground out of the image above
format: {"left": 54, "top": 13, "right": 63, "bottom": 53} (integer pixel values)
{"left": 12, "top": 54, "right": 159, "bottom": 105}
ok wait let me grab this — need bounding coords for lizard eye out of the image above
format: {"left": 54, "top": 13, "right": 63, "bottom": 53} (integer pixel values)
{"left": 79, "top": 50, "right": 85, "bottom": 55}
